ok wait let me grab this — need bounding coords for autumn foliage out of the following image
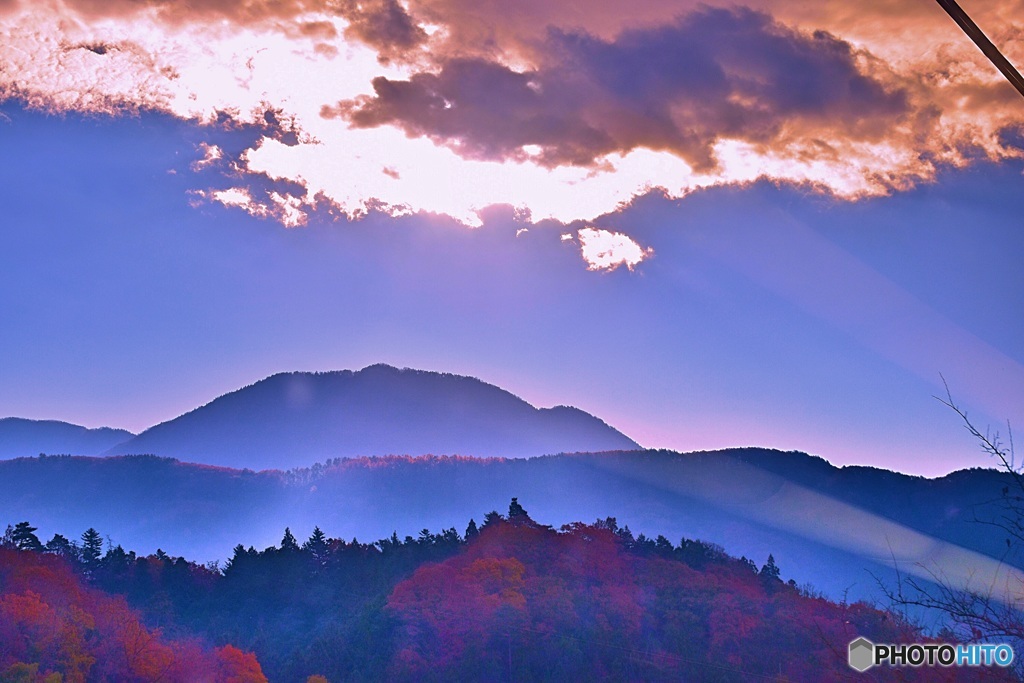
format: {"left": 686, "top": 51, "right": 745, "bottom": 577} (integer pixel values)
{"left": 0, "top": 549, "right": 266, "bottom": 683}
{"left": 386, "top": 517, "right": 1011, "bottom": 682}
{"left": 1, "top": 504, "right": 1015, "bottom": 682}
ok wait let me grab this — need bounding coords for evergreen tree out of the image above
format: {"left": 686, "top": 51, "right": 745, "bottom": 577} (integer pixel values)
{"left": 760, "top": 554, "right": 781, "bottom": 581}
{"left": 280, "top": 527, "right": 300, "bottom": 552}
{"left": 225, "top": 544, "right": 251, "bottom": 575}
{"left": 508, "top": 497, "right": 528, "bottom": 519}
{"left": 304, "top": 527, "right": 329, "bottom": 567}
{"left": 104, "top": 544, "right": 132, "bottom": 572}
{"left": 81, "top": 528, "right": 103, "bottom": 567}
{"left": 377, "top": 531, "right": 402, "bottom": 553}
{"left": 12, "top": 521, "right": 43, "bottom": 552}
{"left": 45, "top": 533, "right": 78, "bottom": 561}
{"left": 481, "top": 511, "right": 504, "bottom": 528}
{"left": 634, "top": 533, "right": 656, "bottom": 554}
{"left": 304, "top": 526, "right": 327, "bottom": 550}
{"left": 465, "top": 519, "right": 479, "bottom": 541}
{"left": 654, "top": 535, "right": 674, "bottom": 557}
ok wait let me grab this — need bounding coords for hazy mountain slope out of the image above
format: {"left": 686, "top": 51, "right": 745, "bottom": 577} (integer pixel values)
{"left": 106, "top": 365, "right": 640, "bottom": 469}
{"left": 0, "top": 418, "right": 134, "bottom": 458}
{"left": 0, "top": 448, "right": 1014, "bottom": 604}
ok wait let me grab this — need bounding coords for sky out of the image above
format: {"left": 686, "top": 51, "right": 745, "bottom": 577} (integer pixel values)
{"left": 1, "top": 0, "right": 1022, "bottom": 477}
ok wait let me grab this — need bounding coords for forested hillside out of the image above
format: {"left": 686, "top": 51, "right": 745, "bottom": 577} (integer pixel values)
{"left": 1, "top": 449, "right": 1016, "bottom": 604}
{"left": 0, "top": 546, "right": 266, "bottom": 682}
{"left": 1, "top": 502, "right": 1009, "bottom": 682}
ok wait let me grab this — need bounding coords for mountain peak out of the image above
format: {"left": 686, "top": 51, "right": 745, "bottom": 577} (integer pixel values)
{"left": 105, "top": 366, "right": 640, "bottom": 469}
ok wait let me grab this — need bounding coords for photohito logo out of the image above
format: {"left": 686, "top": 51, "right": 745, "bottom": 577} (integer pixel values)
{"left": 848, "top": 637, "right": 1014, "bottom": 672}
{"left": 848, "top": 637, "right": 875, "bottom": 672}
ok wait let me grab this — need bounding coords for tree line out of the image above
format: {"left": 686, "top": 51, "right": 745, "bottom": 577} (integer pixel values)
{"left": 2, "top": 499, "right": 1000, "bottom": 682}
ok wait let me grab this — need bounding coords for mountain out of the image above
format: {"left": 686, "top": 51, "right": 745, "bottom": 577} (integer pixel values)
{"left": 0, "top": 418, "right": 134, "bottom": 458}
{"left": 105, "top": 364, "right": 641, "bottom": 469}
{"left": 0, "top": 448, "right": 1015, "bottom": 605}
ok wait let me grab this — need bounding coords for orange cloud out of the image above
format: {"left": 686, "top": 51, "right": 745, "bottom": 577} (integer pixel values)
{"left": 0, "top": 0, "right": 1021, "bottom": 232}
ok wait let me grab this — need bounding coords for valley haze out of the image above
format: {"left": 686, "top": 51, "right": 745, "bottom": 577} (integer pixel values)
{"left": 1, "top": 364, "right": 1017, "bottom": 609}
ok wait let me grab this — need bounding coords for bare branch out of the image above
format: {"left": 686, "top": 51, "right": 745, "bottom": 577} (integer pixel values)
{"left": 883, "top": 379, "right": 1024, "bottom": 651}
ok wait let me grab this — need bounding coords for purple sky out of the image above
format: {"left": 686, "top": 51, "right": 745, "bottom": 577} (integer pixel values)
{"left": 1, "top": 0, "right": 1023, "bottom": 476}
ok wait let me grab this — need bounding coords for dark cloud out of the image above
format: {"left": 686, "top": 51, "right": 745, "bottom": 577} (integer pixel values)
{"left": 338, "top": 0, "right": 427, "bottom": 62}
{"left": 324, "top": 58, "right": 617, "bottom": 166}
{"left": 75, "top": 42, "right": 114, "bottom": 55}
{"left": 330, "top": 7, "right": 908, "bottom": 171}
{"left": 299, "top": 20, "right": 338, "bottom": 40}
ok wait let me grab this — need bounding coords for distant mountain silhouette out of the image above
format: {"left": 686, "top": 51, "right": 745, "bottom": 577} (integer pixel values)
{"left": 0, "top": 418, "right": 134, "bottom": 458}
{"left": 0, "top": 448, "right": 1015, "bottom": 605}
{"left": 104, "top": 365, "right": 641, "bottom": 469}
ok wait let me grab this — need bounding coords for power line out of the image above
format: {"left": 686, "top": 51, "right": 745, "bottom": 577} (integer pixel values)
{"left": 933, "top": 0, "right": 1024, "bottom": 100}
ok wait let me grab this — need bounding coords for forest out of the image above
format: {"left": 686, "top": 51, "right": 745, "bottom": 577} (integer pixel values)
{"left": 0, "top": 499, "right": 1011, "bottom": 682}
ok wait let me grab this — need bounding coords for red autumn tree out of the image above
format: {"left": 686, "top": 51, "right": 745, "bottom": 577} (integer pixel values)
{"left": 0, "top": 548, "right": 267, "bottom": 682}
{"left": 385, "top": 519, "right": 1014, "bottom": 682}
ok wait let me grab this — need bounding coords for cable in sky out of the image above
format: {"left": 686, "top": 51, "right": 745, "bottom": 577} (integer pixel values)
{"left": 933, "top": 0, "right": 1024, "bottom": 99}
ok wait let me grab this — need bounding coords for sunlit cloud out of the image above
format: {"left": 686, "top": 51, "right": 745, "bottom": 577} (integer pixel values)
{"left": 203, "top": 186, "right": 311, "bottom": 227}
{"left": 208, "top": 187, "right": 252, "bottom": 209}
{"left": 1, "top": 0, "right": 1022, "bottom": 236}
{"left": 192, "top": 143, "right": 224, "bottom": 170}
{"left": 577, "top": 227, "right": 652, "bottom": 272}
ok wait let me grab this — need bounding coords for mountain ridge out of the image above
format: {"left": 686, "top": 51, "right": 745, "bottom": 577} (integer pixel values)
{"left": 0, "top": 417, "right": 134, "bottom": 458}
{"left": 101, "top": 364, "right": 641, "bottom": 469}
{"left": 0, "top": 447, "right": 1013, "bottom": 605}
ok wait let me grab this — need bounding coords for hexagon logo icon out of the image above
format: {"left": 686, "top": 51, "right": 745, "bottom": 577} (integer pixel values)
{"left": 848, "top": 637, "right": 875, "bottom": 672}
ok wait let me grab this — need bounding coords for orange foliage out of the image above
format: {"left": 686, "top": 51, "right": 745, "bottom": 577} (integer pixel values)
{"left": 0, "top": 549, "right": 267, "bottom": 682}
{"left": 387, "top": 521, "right": 646, "bottom": 679}
{"left": 385, "top": 522, "right": 1012, "bottom": 682}
{"left": 216, "top": 645, "right": 269, "bottom": 683}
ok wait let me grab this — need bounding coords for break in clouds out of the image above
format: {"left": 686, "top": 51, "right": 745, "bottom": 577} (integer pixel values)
{"left": 1, "top": 0, "right": 1023, "bottom": 268}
